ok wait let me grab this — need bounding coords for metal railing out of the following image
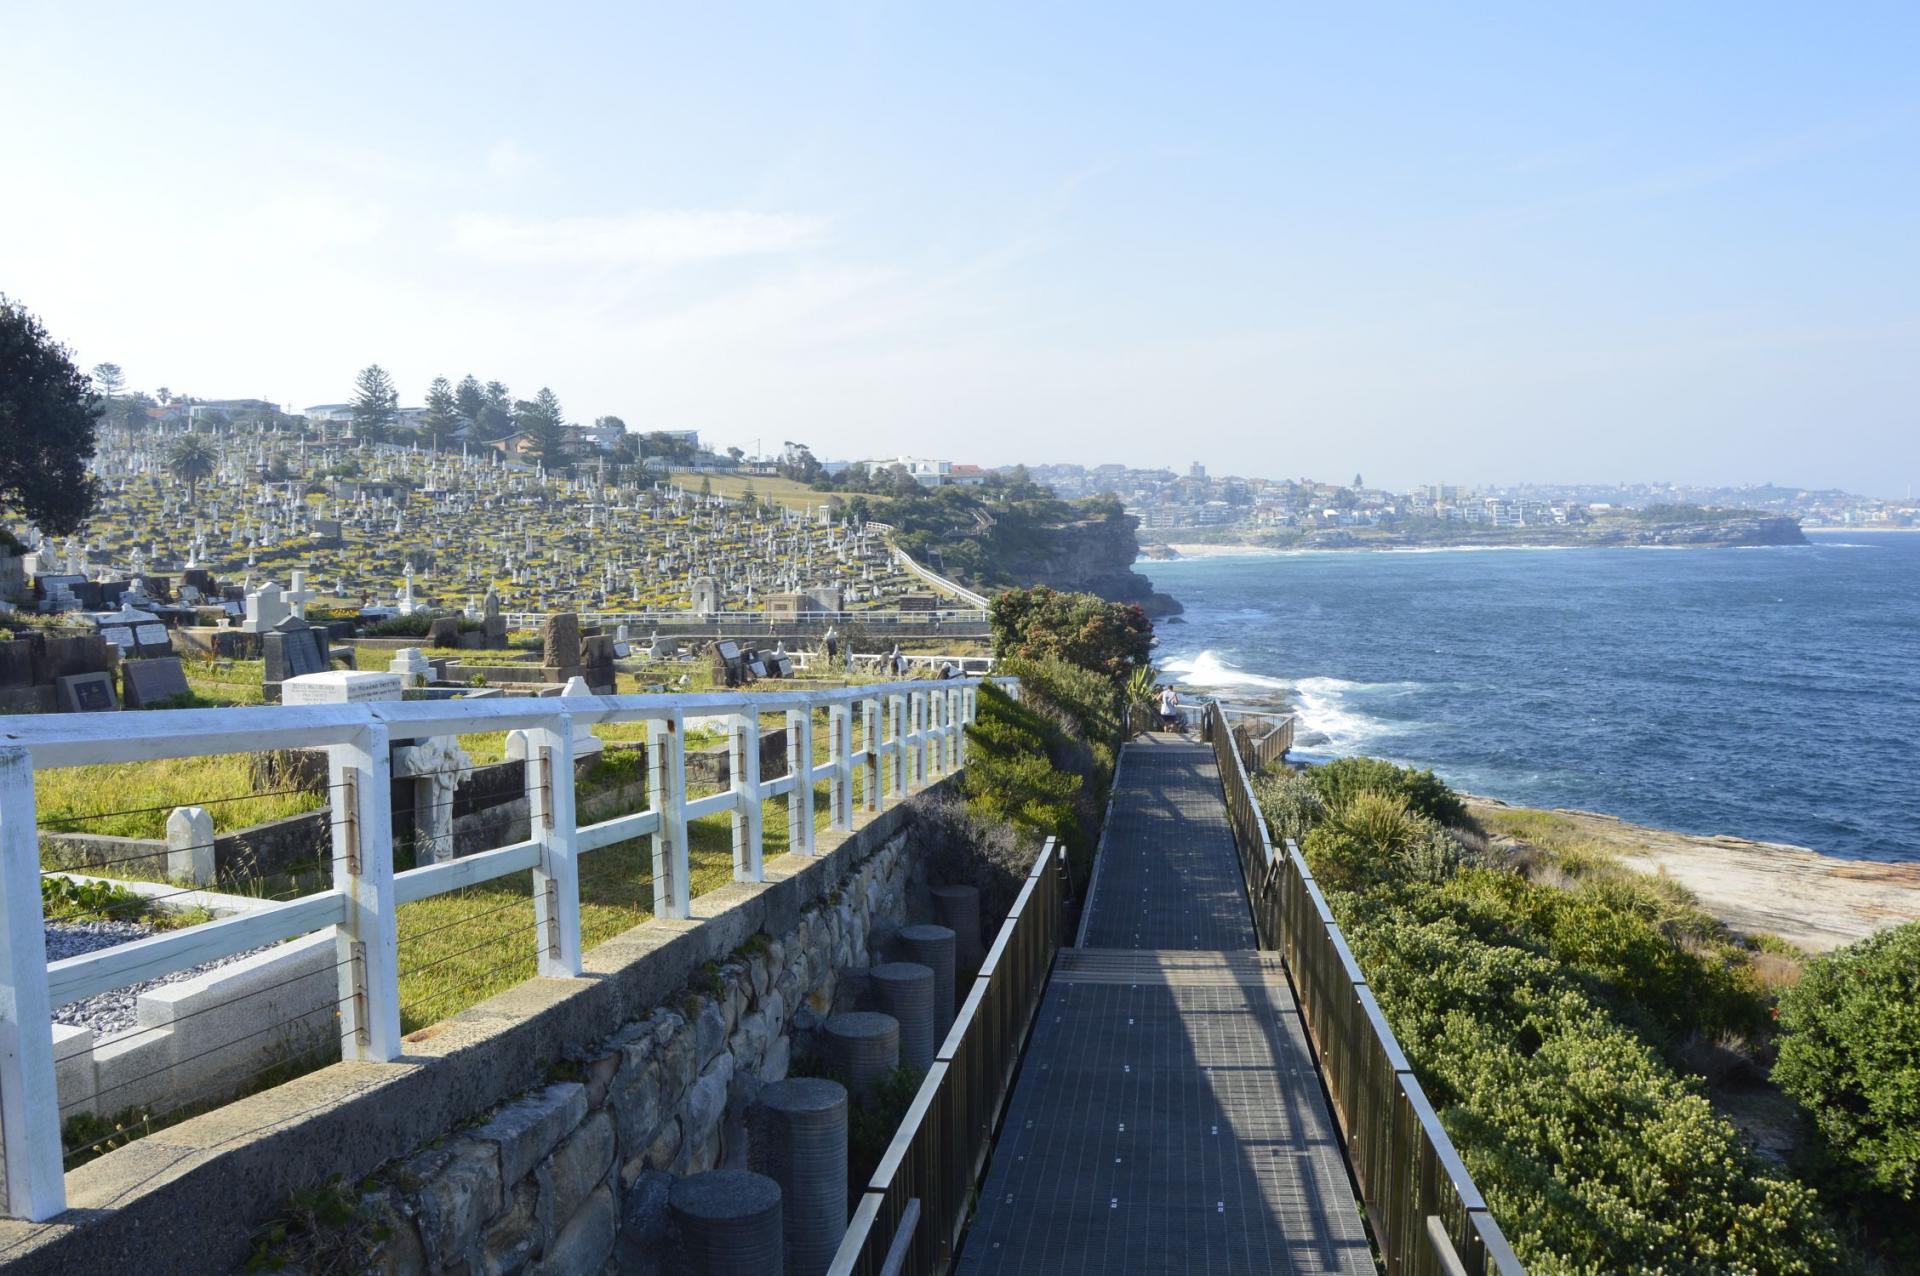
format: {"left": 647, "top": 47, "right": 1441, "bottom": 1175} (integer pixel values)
{"left": 826, "top": 836, "right": 1064, "bottom": 1276}
{"left": 1202, "top": 700, "right": 1524, "bottom": 1276}
{"left": 0, "top": 675, "right": 1008, "bottom": 1222}
{"left": 885, "top": 544, "right": 993, "bottom": 611}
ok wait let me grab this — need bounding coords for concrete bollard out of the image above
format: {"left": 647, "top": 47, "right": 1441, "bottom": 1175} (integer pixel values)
{"left": 930, "top": 884, "right": 984, "bottom": 971}
{"left": 897, "top": 923, "right": 957, "bottom": 1038}
{"left": 670, "top": 1169, "right": 784, "bottom": 1275}
{"left": 868, "top": 962, "right": 937, "bottom": 1071}
{"left": 749, "top": 1078, "right": 849, "bottom": 1276}
{"left": 166, "top": 805, "right": 214, "bottom": 886}
{"left": 821, "top": 1012, "right": 900, "bottom": 1105}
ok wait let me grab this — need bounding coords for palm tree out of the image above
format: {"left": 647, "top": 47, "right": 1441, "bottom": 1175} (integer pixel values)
{"left": 166, "top": 434, "right": 217, "bottom": 501}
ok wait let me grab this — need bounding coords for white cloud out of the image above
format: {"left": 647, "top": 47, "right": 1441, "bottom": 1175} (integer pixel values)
{"left": 450, "top": 209, "right": 825, "bottom": 266}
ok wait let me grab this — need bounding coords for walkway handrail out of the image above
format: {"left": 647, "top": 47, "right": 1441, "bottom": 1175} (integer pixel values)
{"left": 0, "top": 675, "right": 1009, "bottom": 1222}
{"left": 826, "top": 836, "right": 1064, "bottom": 1276}
{"left": 885, "top": 543, "right": 993, "bottom": 611}
{"left": 1201, "top": 700, "right": 1525, "bottom": 1276}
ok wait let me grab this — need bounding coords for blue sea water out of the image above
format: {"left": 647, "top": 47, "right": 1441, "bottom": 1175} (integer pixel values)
{"left": 1140, "top": 532, "right": 1920, "bottom": 862}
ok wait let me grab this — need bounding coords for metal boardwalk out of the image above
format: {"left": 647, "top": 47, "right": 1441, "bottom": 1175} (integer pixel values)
{"left": 956, "top": 735, "right": 1372, "bottom": 1275}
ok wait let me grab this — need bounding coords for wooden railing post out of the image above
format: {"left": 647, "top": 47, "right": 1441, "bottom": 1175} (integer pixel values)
{"left": 786, "top": 707, "right": 816, "bottom": 854}
{"left": 731, "top": 707, "right": 765, "bottom": 880}
{"left": 648, "top": 715, "right": 691, "bottom": 919}
{"left": 528, "top": 715, "right": 583, "bottom": 977}
{"left": 331, "top": 721, "right": 402, "bottom": 1061}
{"left": 0, "top": 746, "right": 64, "bottom": 1221}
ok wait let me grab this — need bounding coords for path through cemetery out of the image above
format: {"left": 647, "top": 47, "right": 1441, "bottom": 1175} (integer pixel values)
{"left": 955, "top": 734, "right": 1373, "bottom": 1275}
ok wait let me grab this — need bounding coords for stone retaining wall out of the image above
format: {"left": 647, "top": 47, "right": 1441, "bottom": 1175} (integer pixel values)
{"left": 0, "top": 781, "right": 947, "bottom": 1276}
{"left": 361, "top": 833, "right": 909, "bottom": 1275}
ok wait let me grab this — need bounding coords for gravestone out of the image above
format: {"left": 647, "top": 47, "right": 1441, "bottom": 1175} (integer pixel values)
{"left": 240, "top": 582, "right": 290, "bottom": 633}
{"left": 543, "top": 612, "right": 581, "bottom": 669}
{"left": 262, "top": 617, "right": 329, "bottom": 701}
{"left": 57, "top": 671, "right": 119, "bottom": 712}
{"left": 389, "top": 647, "right": 432, "bottom": 687}
{"left": 711, "top": 640, "right": 749, "bottom": 688}
{"left": 100, "top": 627, "right": 135, "bottom": 653}
{"left": 481, "top": 591, "right": 507, "bottom": 648}
{"left": 122, "top": 657, "right": 191, "bottom": 708}
{"left": 690, "top": 576, "right": 719, "bottom": 617}
{"left": 281, "top": 671, "right": 405, "bottom": 704}
{"left": 427, "top": 616, "right": 459, "bottom": 648}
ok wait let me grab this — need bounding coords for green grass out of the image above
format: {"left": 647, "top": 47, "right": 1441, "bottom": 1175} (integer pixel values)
{"left": 668, "top": 469, "right": 823, "bottom": 513}
{"left": 36, "top": 753, "right": 328, "bottom": 842}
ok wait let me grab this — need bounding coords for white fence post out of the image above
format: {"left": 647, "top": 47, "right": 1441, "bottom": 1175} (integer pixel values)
{"left": 731, "top": 707, "right": 764, "bottom": 881}
{"left": 828, "top": 703, "right": 853, "bottom": 831}
{"left": 0, "top": 746, "right": 65, "bottom": 1221}
{"left": 861, "top": 696, "right": 881, "bottom": 813}
{"left": 528, "top": 715, "right": 582, "bottom": 977}
{"left": 888, "top": 692, "right": 907, "bottom": 800}
{"left": 647, "top": 715, "right": 691, "bottom": 919}
{"left": 786, "top": 708, "right": 816, "bottom": 855}
{"left": 946, "top": 686, "right": 961, "bottom": 771}
{"left": 331, "top": 722, "right": 402, "bottom": 1062}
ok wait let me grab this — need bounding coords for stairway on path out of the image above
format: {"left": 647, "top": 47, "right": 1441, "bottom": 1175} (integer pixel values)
{"left": 955, "top": 735, "right": 1373, "bottom": 1275}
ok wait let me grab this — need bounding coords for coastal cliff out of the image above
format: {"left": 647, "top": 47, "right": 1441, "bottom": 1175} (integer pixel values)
{"left": 982, "top": 510, "right": 1183, "bottom": 616}
{"left": 872, "top": 489, "right": 1183, "bottom": 615}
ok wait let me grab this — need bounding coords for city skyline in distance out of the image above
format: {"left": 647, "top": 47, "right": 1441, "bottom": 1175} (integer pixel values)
{"left": 5, "top": 3, "right": 1917, "bottom": 498}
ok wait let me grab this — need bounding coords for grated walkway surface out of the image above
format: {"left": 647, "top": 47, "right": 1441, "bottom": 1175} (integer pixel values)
{"left": 956, "top": 735, "right": 1371, "bottom": 1275}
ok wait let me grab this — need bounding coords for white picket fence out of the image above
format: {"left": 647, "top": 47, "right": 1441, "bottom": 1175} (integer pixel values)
{"left": 0, "top": 675, "right": 1007, "bottom": 1221}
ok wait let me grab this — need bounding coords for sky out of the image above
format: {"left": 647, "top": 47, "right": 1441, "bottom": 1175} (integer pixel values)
{"left": 4, "top": 2, "right": 1917, "bottom": 496}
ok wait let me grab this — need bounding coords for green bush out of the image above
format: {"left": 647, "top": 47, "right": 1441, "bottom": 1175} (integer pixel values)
{"left": 1345, "top": 910, "right": 1840, "bottom": 1274}
{"left": 1300, "top": 790, "right": 1463, "bottom": 892}
{"left": 1773, "top": 922, "right": 1920, "bottom": 1201}
{"left": 1251, "top": 768, "right": 1325, "bottom": 846}
{"left": 1306, "top": 755, "right": 1471, "bottom": 828}
{"left": 988, "top": 586, "right": 1152, "bottom": 680}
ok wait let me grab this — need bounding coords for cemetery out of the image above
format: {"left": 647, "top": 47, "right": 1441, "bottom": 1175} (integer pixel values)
{"left": 28, "top": 428, "right": 953, "bottom": 622}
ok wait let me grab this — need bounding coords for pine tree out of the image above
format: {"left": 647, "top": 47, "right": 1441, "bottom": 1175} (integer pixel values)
{"left": 454, "top": 374, "right": 485, "bottom": 423}
{"left": 1, "top": 296, "right": 101, "bottom": 533}
{"left": 350, "top": 364, "right": 398, "bottom": 444}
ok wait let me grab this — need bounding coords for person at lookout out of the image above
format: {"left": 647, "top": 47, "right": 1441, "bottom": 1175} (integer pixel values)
{"left": 1158, "top": 685, "right": 1181, "bottom": 732}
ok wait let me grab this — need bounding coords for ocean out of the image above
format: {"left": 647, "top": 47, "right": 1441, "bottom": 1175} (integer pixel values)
{"left": 1141, "top": 532, "right": 1920, "bottom": 863}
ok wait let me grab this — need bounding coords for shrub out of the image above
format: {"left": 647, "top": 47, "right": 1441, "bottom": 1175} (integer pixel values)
{"left": 1301, "top": 791, "right": 1462, "bottom": 892}
{"left": 988, "top": 586, "right": 1152, "bottom": 680}
{"left": 1306, "top": 756, "right": 1471, "bottom": 829}
{"left": 907, "top": 790, "right": 1038, "bottom": 925}
{"left": 1344, "top": 910, "right": 1841, "bottom": 1273}
{"left": 1251, "top": 767, "right": 1325, "bottom": 846}
{"left": 1773, "top": 922, "right": 1920, "bottom": 1201}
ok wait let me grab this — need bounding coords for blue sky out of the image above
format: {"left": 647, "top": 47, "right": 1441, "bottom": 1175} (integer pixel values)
{"left": 4, "top": 2, "right": 1916, "bottom": 495}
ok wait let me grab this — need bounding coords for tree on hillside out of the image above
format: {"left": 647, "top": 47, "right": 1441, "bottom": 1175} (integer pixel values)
{"left": 350, "top": 364, "right": 398, "bottom": 444}
{"left": 166, "top": 433, "right": 218, "bottom": 500}
{"left": 779, "top": 441, "right": 822, "bottom": 484}
{"left": 423, "top": 376, "right": 457, "bottom": 449}
{"left": 91, "top": 362, "right": 125, "bottom": 402}
{"left": 0, "top": 296, "right": 101, "bottom": 534}
{"left": 454, "top": 374, "right": 485, "bottom": 424}
{"left": 989, "top": 586, "right": 1153, "bottom": 681}
{"left": 725, "top": 446, "right": 745, "bottom": 467}
{"left": 477, "top": 380, "right": 513, "bottom": 438}
{"left": 515, "top": 387, "right": 565, "bottom": 460}
{"left": 595, "top": 414, "right": 627, "bottom": 433}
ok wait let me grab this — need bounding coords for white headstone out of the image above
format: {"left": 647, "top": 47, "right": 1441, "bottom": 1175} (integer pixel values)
{"left": 280, "top": 671, "right": 405, "bottom": 704}
{"left": 389, "top": 647, "right": 433, "bottom": 687}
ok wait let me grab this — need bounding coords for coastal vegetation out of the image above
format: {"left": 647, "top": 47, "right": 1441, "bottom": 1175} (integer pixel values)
{"left": 1252, "top": 755, "right": 1895, "bottom": 1273}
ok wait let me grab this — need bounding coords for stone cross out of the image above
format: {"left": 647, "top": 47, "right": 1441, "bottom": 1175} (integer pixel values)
{"left": 285, "top": 570, "right": 316, "bottom": 620}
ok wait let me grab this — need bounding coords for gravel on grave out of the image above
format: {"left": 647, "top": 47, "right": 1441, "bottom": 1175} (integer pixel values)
{"left": 48, "top": 921, "right": 271, "bottom": 1037}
